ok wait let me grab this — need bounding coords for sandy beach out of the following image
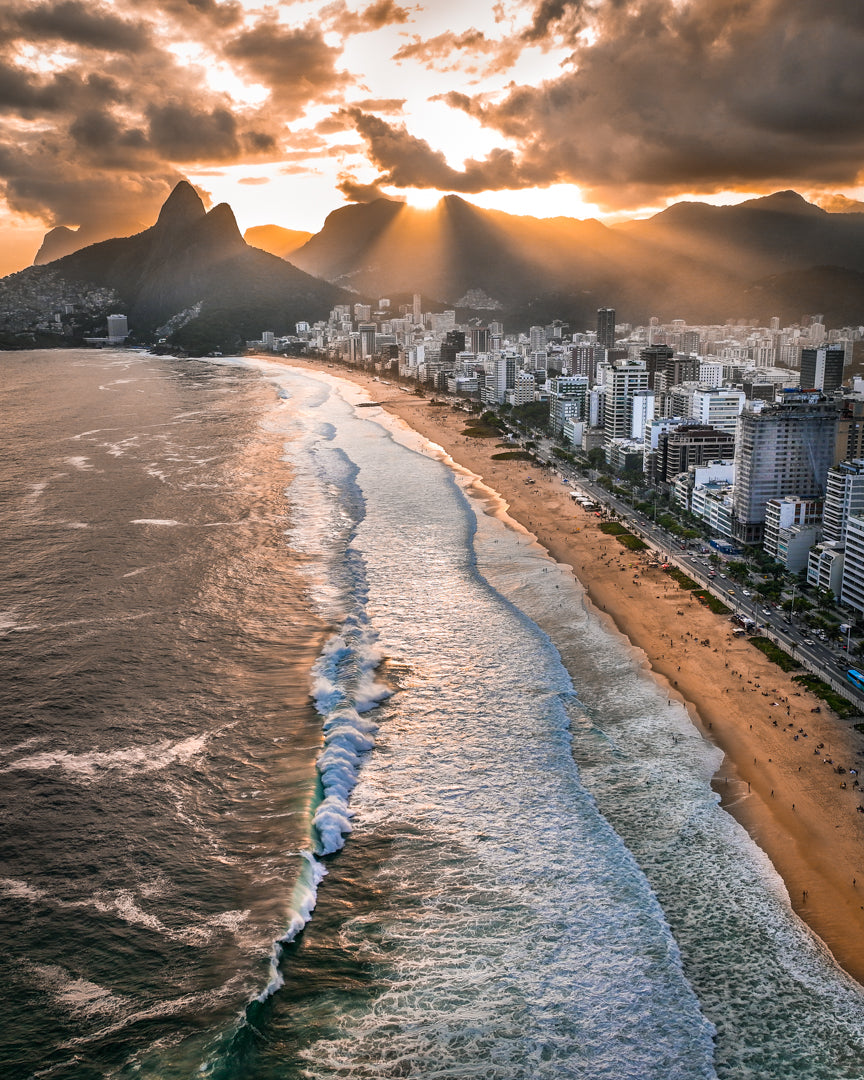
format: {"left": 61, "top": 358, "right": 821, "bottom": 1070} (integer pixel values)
{"left": 286, "top": 358, "right": 864, "bottom": 986}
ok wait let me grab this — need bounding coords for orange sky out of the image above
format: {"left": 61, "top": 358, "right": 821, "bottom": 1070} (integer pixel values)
{"left": 2, "top": 0, "right": 864, "bottom": 276}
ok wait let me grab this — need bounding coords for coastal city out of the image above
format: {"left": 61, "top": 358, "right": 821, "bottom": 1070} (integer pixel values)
{"left": 236, "top": 299, "right": 864, "bottom": 708}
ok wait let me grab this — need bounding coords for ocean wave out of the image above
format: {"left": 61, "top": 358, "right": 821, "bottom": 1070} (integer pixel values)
{"left": 130, "top": 518, "right": 183, "bottom": 526}
{"left": 3, "top": 733, "right": 210, "bottom": 780}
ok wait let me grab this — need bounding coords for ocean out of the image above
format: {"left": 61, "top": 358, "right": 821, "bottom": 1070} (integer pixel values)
{"left": 1, "top": 348, "right": 864, "bottom": 1080}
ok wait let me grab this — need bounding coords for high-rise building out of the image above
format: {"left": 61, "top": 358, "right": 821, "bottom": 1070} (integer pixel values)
{"left": 731, "top": 392, "right": 839, "bottom": 544}
{"left": 529, "top": 325, "right": 546, "bottom": 351}
{"left": 837, "top": 397, "right": 864, "bottom": 463}
{"left": 412, "top": 294, "right": 422, "bottom": 323}
{"left": 691, "top": 386, "right": 746, "bottom": 435}
{"left": 604, "top": 361, "right": 648, "bottom": 442}
{"left": 510, "top": 370, "right": 537, "bottom": 406}
{"left": 639, "top": 344, "right": 673, "bottom": 389}
{"left": 107, "top": 314, "right": 128, "bottom": 343}
{"left": 822, "top": 460, "right": 864, "bottom": 544}
{"left": 840, "top": 517, "right": 864, "bottom": 611}
{"left": 800, "top": 345, "right": 845, "bottom": 394}
{"left": 549, "top": 375, "right": 588, "bottom": 434}
{"left": 763, "top": 496, "right": 822, "bottom": 570}
{"left": 488, "top": 353, "right": 517, "bottom": 404}
{"left": 596, "top": 308, "right": 616, "bottom": 352}
{"left": 571, "top": 344, "right": 601, "bottom": 380}
{"left": 358, "top": 323, "right": 377, "bottom": 358}
{"left": 470, "top": 325, "right": 490, "bottom": 354}
{"left": 440, "top": 330, "right": 466, "bottom": 366}
{"left": 656, "top": 425, "right": 736, "bottom": 485}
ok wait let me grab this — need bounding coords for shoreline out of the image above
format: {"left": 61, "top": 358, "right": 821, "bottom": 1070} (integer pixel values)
{"left": 279, "top": 358, "right": 864, "bottom": 987}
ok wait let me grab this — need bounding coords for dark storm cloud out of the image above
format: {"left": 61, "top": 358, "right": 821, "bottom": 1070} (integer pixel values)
{"left": 0, "top": 59, "right": 126, "bottom": 115}
{"left": 391, "top": 0, "right": 864, "bottom": 206}
{"left": 147, "top": 103, "right": 276, "bottom": 161}
{"left": 14, "top": 1, "right": 151, "bottom": 52}
{"left": 223, "top": 17, "right": 349, "bottom": 114}
{"left": 0, "top": 135, "right": 182, "bottom": 235}
{"left": 520, "top": 0, "right": 587, "bottom": 42}
{"left": 0, "top": 2, "right": 326, "bottom": 236}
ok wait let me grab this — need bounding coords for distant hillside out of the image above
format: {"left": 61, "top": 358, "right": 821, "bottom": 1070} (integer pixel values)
{"left": 289, "top": 190, "right": 864, "bottom": 326}
{"left": 244, "top": 224, "right": 313, "bottom": 260}
{"left": 1, "top": 182, "right": 349, "bottom": 353}
{"left": 741, "top": 265, "right": 864, "bottom": 327}
{"left": 617, "top": 191, "right": 864, "bottom": 282}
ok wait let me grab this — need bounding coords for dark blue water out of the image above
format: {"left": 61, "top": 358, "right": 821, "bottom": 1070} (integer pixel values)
{"left": 2, "top": 350, "right": 864, "bottom": 1080}
{"left": 0, "top": 351, "right": 328, "bottom": 1078}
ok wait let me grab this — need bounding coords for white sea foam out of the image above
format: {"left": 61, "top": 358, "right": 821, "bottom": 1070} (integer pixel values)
{"left": 4, "top": 733, "right": 209, "bottom": 780}
{"left": 130, "top": 518, "right": 182, "bottom": 526}
{"left": 257, "top": 852, "right": 328, "bottom": 1001}
{"left": 28, "top": 963, "right": 130, "bottom": 1018}
{"left": 63, "top": 456, "right": 94, "bottom": 470}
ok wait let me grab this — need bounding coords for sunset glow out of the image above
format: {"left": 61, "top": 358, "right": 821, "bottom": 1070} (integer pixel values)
{"left": 2, "top": 0, "right": 864, "bottom": 275}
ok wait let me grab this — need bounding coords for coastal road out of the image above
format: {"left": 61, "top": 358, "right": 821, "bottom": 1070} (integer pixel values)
{"left": 537, "top": 454, "right": 864, "bottom": 713}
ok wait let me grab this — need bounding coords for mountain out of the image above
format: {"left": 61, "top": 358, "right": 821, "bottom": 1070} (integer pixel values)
{"left": 618, "top": 191, "right": 864, "bottom": 282}
{"left": 244, "top": 224, "right": 313, "bottom": 259}
{"left": 1, "top": 182, "right": 348, "bottom": 352}
{"left": 289, "top": 195, "right": 742, "bottom": 325}
{"left": 288, "top": 191, "right": 864, "bottom": 326}
{"left": 8, "top": 185, "right": 864, "bottom": 349}
{"left": 34, "top": 226, "right": 93, "bottom": 265}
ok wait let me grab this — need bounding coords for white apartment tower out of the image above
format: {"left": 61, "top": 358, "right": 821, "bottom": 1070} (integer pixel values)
{"left": 604, "top": 362, "right": 649, "bottom": 442}
{"left": 822, "top": 460, "right": 864, "bottom": 544}
{"left": 691, "top": 386, "right": 746, "bottom": 435}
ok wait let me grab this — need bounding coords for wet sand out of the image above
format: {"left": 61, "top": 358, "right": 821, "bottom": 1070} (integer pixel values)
{"left": 286, "top": 360, "right": 864, "bottom": 985}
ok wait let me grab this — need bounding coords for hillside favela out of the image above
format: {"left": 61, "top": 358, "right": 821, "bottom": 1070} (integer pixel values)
{"left": 6, "top": 2, "right": 864, "bottom": 1080}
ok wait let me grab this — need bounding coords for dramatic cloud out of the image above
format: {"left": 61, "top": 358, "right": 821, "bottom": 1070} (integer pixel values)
{"left": 0, "top": 2, "right": 348, "bottom": 239}
{"left": 322, "top": 0, "right": 414, "bottom": 34}
{"left": 13, "top": 0, "right": 151, "bottom": 52}
{"left": 336, "top": 171, "right": 401, "bottom": 203}
{"left": 437, "top": 0, "right": 864, "bottom": 206}
{"left": 4, "top": 0, "right": 864, "bottom": 266}
{"left": 142, "top": 0, "right": 244, "bottom": 30}
{"left": 519, "top": 0, "right": 587, "bottom": 42}
{"left": 341, "top": 108, "right": 545, "bottom": 192}
{"left": 148, "top": 103, "right": 266, "bottom": 161}
{"left": 222, "top": 17, "right": 349, "bottom": 114}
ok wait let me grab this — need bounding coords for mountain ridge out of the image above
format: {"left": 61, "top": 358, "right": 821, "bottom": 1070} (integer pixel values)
{"left": 6, "top": 188, "right": 864, "bottom": 346}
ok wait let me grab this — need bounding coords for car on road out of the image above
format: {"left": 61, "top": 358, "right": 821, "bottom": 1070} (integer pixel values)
{"left": 742, "top": 590, "right": 751, "bottom": 596}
